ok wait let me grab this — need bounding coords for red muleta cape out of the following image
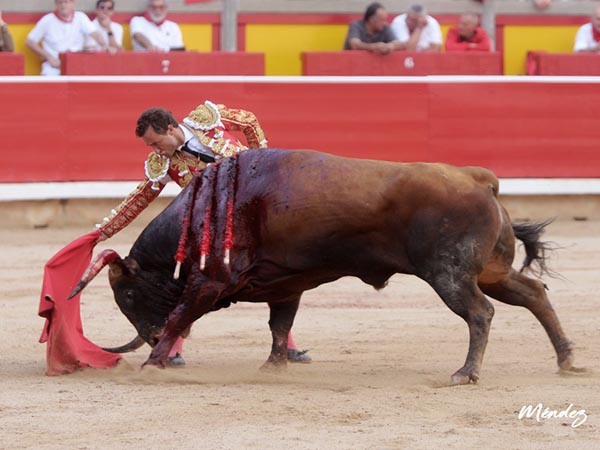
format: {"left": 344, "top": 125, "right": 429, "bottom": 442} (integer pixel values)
{"left": 38, "top": 230, "right": 121, "bottom": 375}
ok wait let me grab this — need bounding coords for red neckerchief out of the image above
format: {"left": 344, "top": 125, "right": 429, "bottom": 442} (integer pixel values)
{"left": 144, "top": 12, "right": 166, "bottom": 27}
{"left": 54, "top": 11, "right": 75, "bottom": 23}
{"left": 592, "top": 24, "right": 600, "bottom": 42}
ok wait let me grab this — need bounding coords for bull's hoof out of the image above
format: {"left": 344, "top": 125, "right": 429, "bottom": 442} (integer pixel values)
{"left": 449, "top": 367, "right": 479, "bottom": 386}
{"left": 559, "top": 366, "right": 588, "bottom": 375}
{"left": 557, "top": 341, "right": 575, "bottom": 370}
{"left": 260, "top": 355, "right": 287, "bottom": 372}
{"left": 556, "top": 346, "right": 587, "bottom": 374}
{"left": 142, "top": 356, "right": 167, "bottom": 369}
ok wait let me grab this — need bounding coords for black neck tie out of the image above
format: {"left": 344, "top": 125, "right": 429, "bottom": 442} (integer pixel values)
{"left": 181, "top": 142, "right": 215, "bottom": 163}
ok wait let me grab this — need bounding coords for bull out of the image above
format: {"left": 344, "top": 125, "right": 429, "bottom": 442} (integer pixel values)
{"left": 71, "top": 149, "right": 578, "bottom": 385}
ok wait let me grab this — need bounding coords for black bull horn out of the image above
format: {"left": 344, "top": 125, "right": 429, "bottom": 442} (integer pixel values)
{"left": 102, "top": 335, "right": 146, "bottom": 353}
{"left": 68, "top": 249, "right": 122, "bottom": 300}
{"left": 68, "top": 250, "right": 147, "bottom": 354}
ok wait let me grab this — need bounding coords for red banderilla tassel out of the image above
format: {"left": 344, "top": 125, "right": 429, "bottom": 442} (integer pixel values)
{"left": 173, "top": 176, "right": 202, "bottom": 279}
{"left": 173, "top": 213, "right": 190, "bottom": 279}
{"left": 223, "top": 198, "right": 234, "bottom": 265}
{"left": 200, "top": 205, "right": 212, "bottom": 271}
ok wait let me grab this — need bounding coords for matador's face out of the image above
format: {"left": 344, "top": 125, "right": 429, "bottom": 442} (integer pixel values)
{"left": 141, "top": 124, "right": 180, "bottom": 158}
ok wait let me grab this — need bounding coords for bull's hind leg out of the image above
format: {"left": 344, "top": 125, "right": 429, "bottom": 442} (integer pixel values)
{"left": 479, "top": 269, "right": 576, "bottom": 372}
{"left": 427, "top": 273, "right": 495, "bottom": 385}
{"left": 262, "top": 295, "right": 301, "bottom": 369}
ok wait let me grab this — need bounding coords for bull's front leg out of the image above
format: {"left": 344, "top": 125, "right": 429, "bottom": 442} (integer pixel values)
{"left": 143, "top": 280, "right": 224, "bottom": 368}
{"left": 262, "top": 295, "right": 301, "bottom": 369}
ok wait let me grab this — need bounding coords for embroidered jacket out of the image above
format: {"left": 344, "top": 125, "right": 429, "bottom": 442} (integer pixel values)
{"left": 98, "top": 101, "right": 267, "bottom": 238}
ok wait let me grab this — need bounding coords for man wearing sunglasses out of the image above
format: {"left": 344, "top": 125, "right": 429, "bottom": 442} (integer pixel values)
{"left": 86, "top": 0, "right": 123, "bottom": 51}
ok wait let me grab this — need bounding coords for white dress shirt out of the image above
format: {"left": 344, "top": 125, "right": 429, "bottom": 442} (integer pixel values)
{"left": 27, "top": 12, "right": 96, "bottom": 75}
{"left": 130, "top": 16, "right": 184, "bottom": 52}
{"left": 390, "top": 13, "right": 442, "bottom": 51}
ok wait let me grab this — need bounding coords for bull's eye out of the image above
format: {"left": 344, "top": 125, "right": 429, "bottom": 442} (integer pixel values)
{"left": 124, "top": 289, "right": 135, "bottom": 306}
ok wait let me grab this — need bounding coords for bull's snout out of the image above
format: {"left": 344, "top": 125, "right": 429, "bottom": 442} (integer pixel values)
{"left": 144, "top": 326, "right": 165, "bottom": 348}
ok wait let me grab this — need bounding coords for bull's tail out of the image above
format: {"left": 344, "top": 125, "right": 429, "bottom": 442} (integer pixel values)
{"left": 512, "top": 219, "right": 556, "bottom": 278}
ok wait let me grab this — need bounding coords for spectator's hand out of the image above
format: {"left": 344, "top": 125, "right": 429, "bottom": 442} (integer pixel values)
{"left": 372, "top": 42, "right": 392, "bottom": 55}
{"left": 417, "top": 16, "right": 428, "bottom": 29}
{"left": 107, "top": 46, "right": 117, "bottom": 55}
{"left": 382, "top": 42, "right": 395, "bottom": 55}
{"left": 47, "top": 55, "right": 61, "bottom": 69}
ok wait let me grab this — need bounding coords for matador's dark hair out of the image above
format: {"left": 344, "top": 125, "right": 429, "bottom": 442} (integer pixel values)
{"left": 135, "top": 107, "right": 179, "bottom": 137}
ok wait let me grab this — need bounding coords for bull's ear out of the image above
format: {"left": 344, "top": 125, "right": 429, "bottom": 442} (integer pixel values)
{"left": 108, "top": 258, "right": 126, "bottom": 279}
{"left": 123, "top": 257, "right": 140, "bottom": 276}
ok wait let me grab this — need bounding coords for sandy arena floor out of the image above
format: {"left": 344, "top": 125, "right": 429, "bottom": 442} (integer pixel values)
{"left": 0, "top": 220, "right": 598, "bottom": 450}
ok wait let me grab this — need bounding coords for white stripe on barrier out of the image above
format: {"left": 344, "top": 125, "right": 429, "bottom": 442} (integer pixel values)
{"left": 2, "top": 75, "right": 600, "bottom": 84}
{"left": 1, "top": 179, "right": 599, "bottom": 201}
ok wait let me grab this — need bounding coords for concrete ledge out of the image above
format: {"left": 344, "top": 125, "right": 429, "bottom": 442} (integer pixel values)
{"left": 1, "top": 193, "right": 598, "bottom": 229}
{"left": 0, "top": 0, "right": 590, "bottom": 16}
{"left": 2, "top": 179, "right": 600, "bottom": 202}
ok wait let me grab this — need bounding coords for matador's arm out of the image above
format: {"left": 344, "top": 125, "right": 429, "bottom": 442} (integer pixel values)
{"left": 97, "top": 179, "right": 163, "bottom": 239}
{"left": 217, "top": 104, "right": 268, "bottom": 149}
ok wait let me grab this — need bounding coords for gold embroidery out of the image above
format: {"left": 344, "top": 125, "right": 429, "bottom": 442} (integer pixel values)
{"left": 144, "top": 152, "right": 170, "bottom": 189}
{"left": 98, "top": 180, "right": 161, "bottom": 238}
{"left": 183, "top": 101, "right": 222, "bottom": 131}
{"left": 218, "top": 105, "right": 267, "bottom": 149}
{"left": 170, "top": 151, "right": 207, "bottom": 188}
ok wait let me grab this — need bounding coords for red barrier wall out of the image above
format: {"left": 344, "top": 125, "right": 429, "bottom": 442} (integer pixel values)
{"left": 526, "top": 52, "right": 600, "bottom": 76}
{"left": 302, "top": 52, "right": 503, "bottom": 76}
{"left": 1, "top": 77, "right": 599, "bottom": 182}
{"left": 0, "top": 53, "right": 25, "bottom": 75}
{"left": 61, "top": 52, "right": 265, "bottom": 76}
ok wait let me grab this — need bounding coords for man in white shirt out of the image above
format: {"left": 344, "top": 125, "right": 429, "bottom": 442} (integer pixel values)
{"left": 26, "top": 0, "right": 109, "bottom": 76}
{"left": 390, "top": 3, "right": 442, "bottom": 52}
{"left": 574, "top": 6, "right": 600, "bottom": 53}
{"left": 85, "top": 0, "right": 123, "bottom": 52}
{"left": 130, "top": 0, "right": 184, "bottom": 52}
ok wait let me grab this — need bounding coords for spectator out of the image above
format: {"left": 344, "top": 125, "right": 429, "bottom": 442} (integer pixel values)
{"left": 445, "top": 12, "right": 491, "bottom": 52}
{"left": 574, "top": 6, "right": 600, "bottom": 53}
{"left": 390, "top": 3, "right": 442, "bottom": 52}
{"left": 343, "top": 2, "right": 400, "bottom": 54}
{"left": 130, "top": 0, "right": 184, "bottom": 52}
{"left": 85, "top": 0, "right": 123, "bottom": 52}
{"left": 25, "top": 0, "right": 109, "bottom": 76}
{"left": 532, "top": 0, "right": 552, "bottom": 11}
{"left": 0, "top": 10, "right": 15, "bottom": 52}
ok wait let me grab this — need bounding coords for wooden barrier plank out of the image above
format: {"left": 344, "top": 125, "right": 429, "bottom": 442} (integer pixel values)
{"left": 527, "top": 51, "right": 600, "bottom": 75}
{"left": 302, "top": 51, "right": 503, "bottom": 76}
{"left": 0, "top": 53, "right": 25, "bottom": 75}
{"left": 60, "top": 52, "right": 265, "bottom": 75}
